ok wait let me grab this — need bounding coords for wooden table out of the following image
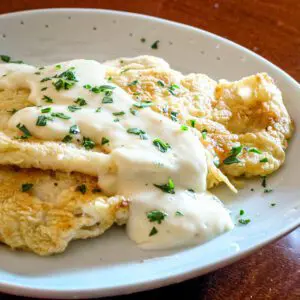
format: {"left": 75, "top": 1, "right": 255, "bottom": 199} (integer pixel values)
{"left": 0, "top": 1, "right": 299, "bottom": 299}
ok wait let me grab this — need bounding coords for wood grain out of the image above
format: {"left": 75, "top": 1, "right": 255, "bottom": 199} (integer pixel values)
{"left": 0, "top": 1, "right": 299, "bottom": 299}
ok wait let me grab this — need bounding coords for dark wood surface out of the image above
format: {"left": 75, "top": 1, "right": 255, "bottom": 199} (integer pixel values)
{"left": 0, "top": 1, "right": 299, "bottom": 299}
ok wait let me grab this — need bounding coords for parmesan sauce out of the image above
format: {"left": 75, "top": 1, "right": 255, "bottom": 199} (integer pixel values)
{"left": 0, "top": 60, "right": 233, "bottom": 249}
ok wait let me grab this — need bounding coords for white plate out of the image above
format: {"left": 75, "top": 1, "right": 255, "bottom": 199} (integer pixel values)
{"left": 0, "top": 8, "right": 299, "bottom": 299}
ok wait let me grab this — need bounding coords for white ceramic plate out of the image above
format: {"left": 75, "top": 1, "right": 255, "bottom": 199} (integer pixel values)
{"left": 0, "top": 8, "right": 299, "bottom": 299}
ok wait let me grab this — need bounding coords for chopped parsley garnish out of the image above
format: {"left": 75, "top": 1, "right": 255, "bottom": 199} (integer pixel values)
{"left": 270, "top": 203, "right": 276, "bottom": 207}
{"left": 175, "top": 211, "right": 184, "bottom": 216}
{"left": 62, "top": 135, "right": 73, "bottom": 143}
{"left": 41, "top": 107, "right": 51, "bottom": 113}
{"left": 95, "top": 107, "right": 102, "bottom": 112}
{"left": 90, "top": 85, "right": 115, "bottom": 93}
{"left": 83, "top": 84, "right": 92, "bottom": 89}
{"left": 34, "top": 72, "right": 41, "bottom": 75}
{"left": 113, "top": 118, "right": 120, "bottom": 122}
{"left": 153, "top": 138, "right": 171, "bottom": 153}
{"left": 41, "top": 87, "right": 48, "bottom": 91}
{"left": 140, "top": 38, "right": 146, "bottom": 43}
{"left": 264, "top": 188, "right": 273, "bottom": 193}
{"left": 0, "top": 55, "right": 10, "bottom": 63}
{"left": 127, "top": 128, "right": 148, "bottom": 140}
{"left": 41, "top": 77, "right": 51, "bottom": 83}
{"left": 260, "top": 157, "right": 268, "bottom": 163}
{"left": 149, "top": 226, "right": 158, "bottom": 236}
{"left": 113, "top": 111, "right": 125, "bottom": 116}
{"left": 168, "top": 84, "right": 180, "bottom": 96}
{"left": 154, "top": 178, "right": 175, "bottom": 194}
{"left": 75, "top": 97, "right": 87, "bottom": 106}
{"left": 107, "top": 76, "right": 112, "bottom": 81}
{"left": 157, "top": 80, "right": 165, "bottom": 87}
{"left": 42, "top": 95, "right": 53, "bottom": 103}
{"left": 201, "top": 129, "right": 207, "bottom": 139}
{"left": 248, "top": 147, "right": 262, "bottom": 154}
{"left": 53, "top": 78, "right": 75, "bottom": 91}
{"left": 102, "top": 96, "right": 113, "bottom": 104}
{"left": 128, "top": 80, "right": 138, "bottom": 86}
{"left": 170, "top": 111, "right": 178, "bottom": 122}
{"left": 68, "top": 105, "right": 81, "bottom": 112}
{"left": 130, "top": 108, "right": 137, "bottom": 115}
{"left": 0, "top": 55, "right": 23, "bottom": 64}
{"left": 16, "top": 123, "right": 31, "bottom": 138}
{"left": 147, "top": 210, "right": 167, "bottom": 224}
{"left": 190, "top": 119, "right": 196, "bottom": 128}
{"left": 239, "top": 209, "right": 245, "bottom": 216}
{"left": 133, "top": 101, "right": 153, "bottom": 108}
{"left": 151, "top": 40, "right": 160, "bottom": 49}
{"left": 21, "top": 183, "right": 33, "bottom": 192}
{"left": 82, "top": 137, "right": 95, "bottom": 150}
{"left": 69, "top": 125, "right": 80, "bottom": 134}
{"left": 38, "top": 67, "right": 45, "bottom": 70}
{"left": 120, "top": 68, "right": 130, "bottom": 74}
{"left": 36, "top": 115, "right": 53, "bottom": 126}
{"left": 56, "top": 68, "right": 77, "bottom": 81}
{"left": 188, "top": 189, "right": 195, "bottom": 193}
{"left": 55, "top": 64, "right": 61, "bottom": 69}
{"left": 180, "top": 125, "right": 188, "bottom": 131}
{"left": 51, "top": 112, "right": 71, "bottom": 119}
{"left": 101, "top": 137, "right": 110, "bottom": 145}
{"left": 76, "top": 184, "right": 87, "bottom": 194}
{"left": 238, "top": 219, "right": 251, "bottom": 225}
{"left": 223, "top": 145, "right": 243, "bottom": 165}
{"left": 261, "top": 176, "right": 267, "bottom": 188}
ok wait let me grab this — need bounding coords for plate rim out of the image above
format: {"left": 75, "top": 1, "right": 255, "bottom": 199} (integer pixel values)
{"left": 0, "top": 8, "right": 299, "bottom": 299}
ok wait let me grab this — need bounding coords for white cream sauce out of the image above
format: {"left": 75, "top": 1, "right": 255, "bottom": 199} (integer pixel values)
{"left": 0, "top": 60, "right": 233, "bottom": 249}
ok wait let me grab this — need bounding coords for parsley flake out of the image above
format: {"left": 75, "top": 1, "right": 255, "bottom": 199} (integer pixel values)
{"left": 128, "top": 80, "right": 138, "bottom": 86}
{"left": 41, "top": 107, "right": 51, "bottom": 113}
{"left": 153, "top": 138, "right": 171, "bottom": 153}
{"left": 201, "top": 129, "right": 207, "bottom": 139}
{"left": 180, "top": 125, "right": 188, "bottom": 131}
{"left": 147, "top": 210, "right": 167, "bottom": 224}
{"left": 127, "top": 128, "right": 148, "bottom": 140}
{"left": 101, "top": 137, "right": 110, "bottom": 145}
{"left": 248, "top": 148, "right": 262, "bottom": 154}
{"left": 36, "top": 115, "right": 53, "bottom": 126}
{"left": 76, "top": 184, "right": 87, "bottom": 194}
{"left": 62, "top": 135, "right": 73, "bottom": 143}
{"left": 260, "top": 157, "right": 268, "bottom": 163}
{"left": 21, "top": 183, "right": 33, "bottom": 192}
{"left": 68, "top": 105, "right": 81, "bottom": 112}
{"left": 223, "top": 145, "right": 243, "bottom": 165}
{"left": 75, "top": 97, "right": 87, "bottom": 106}
{"left": 51, "top": 112, "right": 71, "bottom": 120}
{"left": 238, "top": 219, "right": 251, "bottom": 225}
{"left": 154, "top": 178, "right": 175, "bottom": 194}
{"left": 42, "top": 95, "right": 53, "bottom": 103}
{"left": 69, "top": 125, "right": 80, "bottom": 134}
{"left": 112, "top": 111, "right": 125, "bottom": 116}
{"left": 157, "top": 80, "right": 165, "bottom": 87}
{"left": 82, "top": 137, "right": 95, "bottom": 150}
{"left": 16, "top": 123, "right": 31, "bottom": 138}
{"left": 151, "top": 40, "right": 160, "bottom": 49}
{"left": 133, "top": 101, "right": 153, "bottom": 108}
{"left": 175, "top": 211, "right": 184, "bottom": 216}
{"left": 149, "top": 226, "right": 158, "bottom": 236}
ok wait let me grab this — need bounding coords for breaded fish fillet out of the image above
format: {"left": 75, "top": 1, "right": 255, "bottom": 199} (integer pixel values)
{"left": 105, "top": 56, "right": 293, "bottom": 178}
{"left": 0, "top": 166, "right": 128, "bottom": 255}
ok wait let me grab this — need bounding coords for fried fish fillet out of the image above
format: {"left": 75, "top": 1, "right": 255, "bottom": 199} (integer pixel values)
{"left": 0, "top": 166, "right": 128, "bottom": 255}
{"left": 105, "top": 56, "right": 293, "bottom": 178}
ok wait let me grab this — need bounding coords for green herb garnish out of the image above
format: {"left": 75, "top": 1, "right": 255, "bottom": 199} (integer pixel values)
{"left": 62, "top": 135, "right": 73, "bottom": 143}
{"left": 95, "top": 107, "right": 102, "bottom": 113}
{"left": 68, "top": 105, "right": 81, "bottom": 112}
{"left": 248, "top": 148, "right": 262, "bottom": 154}
{"left": 223, "top": 145, "right": 243, "bottom": 165}
{"left": 180, "top": 125, "right": 188, "bottom": 131}
{"left": 83, "top": 84, "right": 92, "bottom": 89}
{"left": 21, "top": 183, "right": 33, "bottom": 192}
{"left": 102, "top": 96, "right": 113, "bottom": 104}
{"left": 238, "top": 219, "right": 251, "bottom": 225}
{"left": 170, "top": 111, "right": 178, "bottom": 122}
{"left": 260, "top": 157, "right": 268, "bottom": 163}
{"left": 76, "top": 184, "right": 87, "bottom": 194}
{"left": 157, "top": 80, "right": 165, "bottom": 87}
{"left": 51, "top": 112, "right": 71, "bottom": 119}
{"left": 190, "top": 119, "right": 196, "bottom": 128}
{"left": 69, "top": 125, "right": 80, "bottom": 134}
{"left": 128, "top": 80, "right": 138, "bottom": 86}
{"left": 101, "top": 137, "right": 110, "bottom": 145}
{"left": 175, "top": 211, "right": 184, "bottom": 216}
{"left": 153, "top": 138, "right": 171, "bottom": 153}
{"left": 239, "top": 209, "right": 245, "bottom": 216}
{"left": 82, "top": 137, "right": 95, "bottom": 150}
{"left": 113, "top": 111, "right": 125, "bottom": 116}
{"left": 7, "top": 108, "right": 18, "bottom": 114}
{"left": 149, "top": 226, "right": 158, "bottom": 236}
{"left": 147, "top": 210, "right": 167, "bottom": 224}
{"left": 16, "top": 123, "right": 31, "bottom": 138}
{"left": 140, "top": 38, "right": 146, "bottom": 43}
{"left": 42, "top": 95, "right": 53, "bottom": 103}
{"left": 154, "top": 178, "right": 175, "bottom": 194}
{"left": 75, "top": 97, "right": 87, "bottom": 106}
{"left": 261, "top": 176, "right": 267, "bottom": 188}
{"left": 133, "top": 101, "right": 153, "bottom": 108}
{"left": 264, "top": 188, "right": 273, "bottom": 193}
{"left": 127, "top": 128, "right": 148, "bottom": 140}
{"left": 130, "top": 108, "right": 137, "bottom": 115}
{"left": 41, "top": 107, "right": 51, "bottom": 113}
{"left": 168, "top": 84, "right": 180, "bottom": 96}
{"left": 201, "top": 129, "right": 207, "bottom": 139}
{"left": 36, "top": 115, "right": 52, "bottom": 126}
{"left": 41, "top": 77, "right": 51, "bottom": 82}
{"left": 41, "top": 87, "right": 48, "bottom": 91}
{"left": 151, "top": 40, "right": 160, "bottom": 49}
